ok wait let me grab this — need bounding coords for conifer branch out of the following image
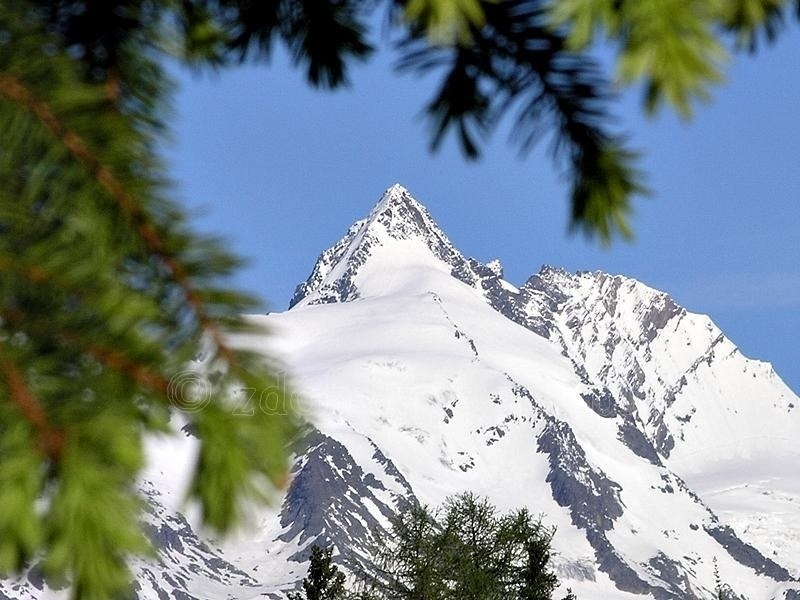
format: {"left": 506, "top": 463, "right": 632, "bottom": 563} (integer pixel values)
{"left": 0, "top": 305, "right": 168, "bottom": 397}
{"left": 69, "top": 337, "right": 169, "bottom": 394}
{"left": 0, "top": 255, "right": 50, "bottom": 284}
{"left": 105, "top": 66, "right": 122, "bottom": 104}
{"left": 0, "top": 73, "right": 235, "bottom": 362}
{"left": 0, "top": 344, "right": 65, "bottom": 459}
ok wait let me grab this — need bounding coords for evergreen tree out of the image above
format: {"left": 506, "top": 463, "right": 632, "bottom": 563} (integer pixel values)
{"left": 289, "top": 545, "right": 347, "bottom": 600}
{"left": 714, "top": 557, "right": 723, "bottom": 599}
{"left": 360, "top": 492, "right": 575, "bottom": 600}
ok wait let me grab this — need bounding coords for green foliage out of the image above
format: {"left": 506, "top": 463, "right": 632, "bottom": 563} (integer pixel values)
{"left": 357, "top": 492, "right": 575, "bottom": 600}
{"left": 404, "top": 0, "right": 487, "bottom": 44}
{"left": 551, "top": 0, "right": 726, "bottom": 117}
{"left": 614, "top": 0, "right": 725, "bottom": 117}
{"left": 550, "top": 0, "right": 799, "bottom": 116}
{"left": 289, "top": 545, "right": 347, "bottom": 600}
{"left": 0, "top": 3, "right": 300, "bottom": 598}
{"left": 713, "top": 0, "right": 796, "bottom": 50}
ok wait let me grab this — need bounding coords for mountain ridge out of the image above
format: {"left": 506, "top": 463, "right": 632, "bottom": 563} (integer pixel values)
{"left": 3, "top": 184, "right": 799, "bottom": 600}
{"left": 279, "top": 184, "right": 800, "bottom": 599}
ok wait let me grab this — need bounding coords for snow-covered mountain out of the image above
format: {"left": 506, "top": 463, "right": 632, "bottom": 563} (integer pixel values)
{"left": 4, "top": 184, "right": 799, "bottom": 600}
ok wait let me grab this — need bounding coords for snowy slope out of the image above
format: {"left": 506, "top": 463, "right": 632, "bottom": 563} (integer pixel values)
{"left": 3, "top": 184, "right": 798, "bottom": 600}
{"left": 269, "top": 185, "right": 800, "bottom": 599}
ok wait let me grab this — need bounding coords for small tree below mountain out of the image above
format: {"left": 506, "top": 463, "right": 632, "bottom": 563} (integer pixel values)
{"left": 357, "top": 492, "right": 575, "bottom": 600}
{"left": 289, "top": 545, "right": 347, "bottom": 600}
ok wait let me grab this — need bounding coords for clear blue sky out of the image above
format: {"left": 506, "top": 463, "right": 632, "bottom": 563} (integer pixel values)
{"left": 164, "top": 27, "right": 800, "bottom": 394}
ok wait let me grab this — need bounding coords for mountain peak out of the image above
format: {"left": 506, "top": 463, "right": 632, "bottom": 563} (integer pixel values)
{"left": 370, "top": 183, "right": 412, "bottom": 214}
{"left": 289, "top": 185, "right": 469, "bottom": 308}
{"left": 362, "top": 183, "right": 442, "bottom": 243}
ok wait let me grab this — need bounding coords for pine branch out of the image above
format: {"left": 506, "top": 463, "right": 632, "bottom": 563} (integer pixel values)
{"left": 0, "top": 73, "right": 235, "bottom": 363}
{"left": 0, "top": 344, "right": 65, "bottom": 460}
{"left": 0, "top": 266, "right": 168, "bottom": 396}
{"left": 0, "top": 255, "right": 50, "bottom": 284}
{"left": 63, "top": 335, "right": 170, "bottom": 395}
{"left": 396, "top": 0, "right": 645, "bottom": 241}
{"left": 0, "top": 6, "right": 298, "bottom": 596}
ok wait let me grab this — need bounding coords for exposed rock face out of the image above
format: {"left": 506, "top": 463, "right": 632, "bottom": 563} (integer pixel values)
{"left": 704, "top": 525, "right": 792, "bottom": 582}
{"left": 277, "top": 428, "right": 415, "bottom": 572}
{"left": 290, "top": 184, "right": 471, "bottom": 308}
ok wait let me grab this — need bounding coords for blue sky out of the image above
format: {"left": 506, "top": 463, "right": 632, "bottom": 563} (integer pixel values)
{"left": 165, "top": 26, "right": 800, "bottom": 394}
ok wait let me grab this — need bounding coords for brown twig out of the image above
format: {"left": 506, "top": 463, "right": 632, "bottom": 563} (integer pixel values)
{"left": 0, "top": 344, "right": 65, "bottom": 459}
{"left": 0, "top": 303, "right": 168, "bottom": 397}
{"left": 0, "top": 255, "right": 49, "bottom": 283}
{"left": 105, "top": 66, "right": 122, "bottom": 104}
{"left": 70, "top": 337, "right": 169, "bottom": 394}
